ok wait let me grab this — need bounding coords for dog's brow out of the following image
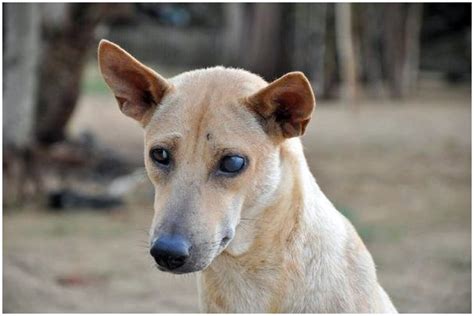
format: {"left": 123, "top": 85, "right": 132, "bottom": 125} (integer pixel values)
{"left": 147, "top": 132, "right": 182, "bottom": 148}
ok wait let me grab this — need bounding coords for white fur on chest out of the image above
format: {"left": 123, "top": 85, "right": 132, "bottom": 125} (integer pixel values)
{"left": 198, "top": 260, "right": 279, "bottom": 312}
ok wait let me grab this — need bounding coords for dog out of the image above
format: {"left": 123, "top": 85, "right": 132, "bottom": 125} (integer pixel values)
{"left": 98, "top": 40, "right": 397, "bottom": 313}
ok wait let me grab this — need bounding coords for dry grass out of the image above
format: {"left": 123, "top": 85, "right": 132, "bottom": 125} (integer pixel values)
{"left": 3, "top": 77, "right": 470, "bottom": 312}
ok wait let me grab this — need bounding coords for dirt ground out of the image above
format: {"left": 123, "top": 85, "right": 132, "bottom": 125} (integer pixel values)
{"left": 3, "top": 74, "right": 471, "bottom": 312}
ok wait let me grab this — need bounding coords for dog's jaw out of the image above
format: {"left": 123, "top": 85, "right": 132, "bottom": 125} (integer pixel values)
{"left": 225, "top": 223, "right": 257, "bottom": 256}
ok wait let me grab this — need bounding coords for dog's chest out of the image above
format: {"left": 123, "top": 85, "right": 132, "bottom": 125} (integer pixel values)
{"left": 199, "top": 262, "right": 290, "bottom": 313}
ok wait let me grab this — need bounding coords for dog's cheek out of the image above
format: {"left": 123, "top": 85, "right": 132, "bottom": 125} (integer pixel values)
{"left": 226, "top": 189, "right": 257, "bottom": 257}
{"left": 226, "top": 227, "right": 257, "bottom": 256}
{"left": 244, "top": 151, "right": 282, "bottom": 210}
{"left": 225, "top": 163, "right": 281, "bottom": 257}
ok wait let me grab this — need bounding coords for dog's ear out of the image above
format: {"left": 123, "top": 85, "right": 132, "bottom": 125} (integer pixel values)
{"left": 98, "top": 39, "right": 171, "bottom": 124}
{"left": 246, "top": 72, "right": 315, "bottom": 138}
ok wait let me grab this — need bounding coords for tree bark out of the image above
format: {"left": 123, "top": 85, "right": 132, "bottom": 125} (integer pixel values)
{"left": 358, "top": 4, "right": 386, "bottom": 97}
{"left": 240, "top": 3, "right": 291, "bottom": 81}
{"left": 291, "top": 4, "right": 327, "bottom": 95}
{"left": 3, "top": 3, "right": 40, "bottom": 149}
{"left": 382, "top": 3, "right": 423, "bottom": 99}
{"left": 222, "top": 3, "right": 245, "bottom": 66}
{"left": 3, "top": 3, "right": 42, "bottom": 204}
{"left": 35, "top": 3, "right": 109, "bottom": 145}
{"left": 335, "top": 3, "right": 357, "bottom": 104}
{"left": 401, "top": 3, "right": 423, "bottom": 96}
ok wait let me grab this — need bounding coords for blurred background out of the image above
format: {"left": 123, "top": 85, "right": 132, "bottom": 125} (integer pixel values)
{"left": 3, "top": 2, "right": 471, "bottom": 313}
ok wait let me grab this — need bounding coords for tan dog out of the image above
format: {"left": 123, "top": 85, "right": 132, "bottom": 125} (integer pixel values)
{"left": 98, "top": 40, "right": 397, "bottom": 313}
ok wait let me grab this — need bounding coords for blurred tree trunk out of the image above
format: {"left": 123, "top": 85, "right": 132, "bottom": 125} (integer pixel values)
{"left": 382, "top": 3, "right": 423, "bottom": 98}
{"left": 322, "top": 5, "right": 340, "bottom": 99}
{"left": 222, "top": 3, "right": 245, "bottom": 65}
{"left": 3, "top": 3, "right": 41, "bottom": 203}
{"left": 401, "top": 3, "right": 423, "bottom": 96}
{"left": 353, "top": 3, "right": 423, "bottom": 99}
{"left": 234, "top": 4, "right": 329, "bottom": 96}
{"left": 358, "top": 4, "right": 386, "bottom": 97}
{"left": 4, "top": 3, "right": 40, "bottom": 150}
{"left": 335, "top": 3, "right": 357, "bottom": 104}
{"left": 382, "top": 4, "right": 405, "bottom": 98}
{"left": 35, "top": 3, "right": 109, "bottom": 145}
{"left": 291, "top": 4, "right": 327, "bottom": 96}
{"left": 240, "top": 3, "right": 291, "bottom": 80}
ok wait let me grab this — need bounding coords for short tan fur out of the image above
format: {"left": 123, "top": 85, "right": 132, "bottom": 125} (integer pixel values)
{"left": 98, "top": 40, "right": 397, "bottom": 313}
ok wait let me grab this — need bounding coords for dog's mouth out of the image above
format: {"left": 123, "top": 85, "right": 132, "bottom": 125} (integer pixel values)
{"left": 215, "top": 232, "right": 235, "bottom": 256}
{"left": 152, "top": 234, "right": 234, "bottom": 274}
{"left": 220, "top": 236, "right": 232, "bottom": 247}
{"left": 155, "top": 264, "right": 197, "bottom": 274}
{"left": 154, "top": 256, "right": 211, "bottom": 274}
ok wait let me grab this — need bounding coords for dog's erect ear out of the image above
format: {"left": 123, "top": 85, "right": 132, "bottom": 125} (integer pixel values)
{"left": 246, "top": 72, "right": 315, "bottom": 138}
{"left": 98, "top": 39, "right": 171, "bottom": 124}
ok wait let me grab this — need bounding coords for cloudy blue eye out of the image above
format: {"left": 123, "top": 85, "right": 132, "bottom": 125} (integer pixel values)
{"left": 219, "top": 155, "right": 246, "bottom": 174}
{"left": 150, "top": 148, "right": 170, "bottom": 166}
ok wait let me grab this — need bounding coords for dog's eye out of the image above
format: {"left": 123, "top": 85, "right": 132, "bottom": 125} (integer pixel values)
{"left": 219, "top": 155, "right": 246, "bottom": 174}
{"left": 150, "top": 148, "right": 170, "bottom": 166}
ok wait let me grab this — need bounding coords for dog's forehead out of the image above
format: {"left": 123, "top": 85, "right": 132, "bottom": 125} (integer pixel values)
{"left": 144, "top": 67, "right": 268, "bottom": 143}
{"left": 169, "top": 66, "right": 268, "bottom": 101}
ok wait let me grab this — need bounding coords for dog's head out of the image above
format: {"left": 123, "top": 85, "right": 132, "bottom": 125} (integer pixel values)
{"left": 98, "top": 40, "right": 315, "bottom": 273}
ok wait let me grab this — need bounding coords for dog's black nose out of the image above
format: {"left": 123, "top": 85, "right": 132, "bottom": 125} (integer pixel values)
{"left": 150, "top": 235, "right": 191, "bottom": 270}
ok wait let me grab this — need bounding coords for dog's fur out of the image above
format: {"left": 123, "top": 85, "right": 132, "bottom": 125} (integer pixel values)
{"left": 98, "top": 40, "right": 397, "bottom": 313}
